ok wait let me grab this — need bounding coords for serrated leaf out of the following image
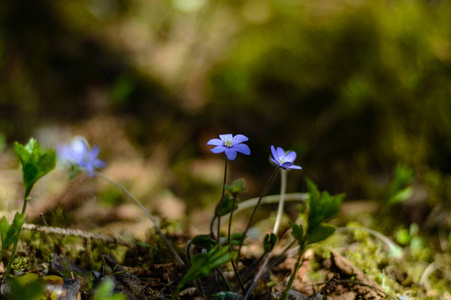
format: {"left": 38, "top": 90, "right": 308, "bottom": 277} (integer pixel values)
{"left": 263, "top": 233, "right": 277, "bottom": 253}
{"left": 15, "top": 139, "right": 56, "bottom": 198}
{"left": 306, "top": 179, "right": 343, "bottom": 234}
{"left": 192, "top": 234, "right": 217, "bottom": 250}
{"left": 306, "top": 224, "right": 335, "bottom": 245}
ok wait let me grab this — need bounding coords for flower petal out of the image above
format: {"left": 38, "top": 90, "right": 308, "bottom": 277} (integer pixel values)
{"left": 232, "top": 134, "right": 248, "bottom": 144}
{"left": 270, "top": 157, "right": 279, "bottom": 166}
{"left": 225, "top": 149, "right": 237, "bottom": 160}
{"left": 289, "top": 165, "right": 302, "bottom": 170}
{"left": 211, "top": 146, "right": 226, "bottom": 153}
{"left": 89, "top": 146, "right": 100, "bottom": 159}
{"left": 284, "top": 151, "right": 297, "bottom": 163}
{"left": 207, "top": 138, "right": 223, "bottom": 146}
{"left": 93, "top": 159, "right": 106, "bottom": 169}
{"left": 233, "top": 143, "right": 250, "bottom": 155}
{"left": 276, "top": 147, "right": 285, "bottom": 158}
{"left": 219, "top": 134, "right": 233, "bottom": 142}
{"left": 281, "top": 162, "right": 293, "bottom": 169}
{"left": 271, "top": 145, "right": 278, "bottom": 160}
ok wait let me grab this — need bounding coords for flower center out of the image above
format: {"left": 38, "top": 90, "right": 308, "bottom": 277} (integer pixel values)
{"left": 224, "top": 139, "right": 233, "bottom": 148}
{"left": 278, "top": 155, "right": 287, "bottom": 165}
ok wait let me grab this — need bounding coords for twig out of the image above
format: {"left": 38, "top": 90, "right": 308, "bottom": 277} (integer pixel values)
{"left": 20, "top": 223, "right": 130, "bottom": 246}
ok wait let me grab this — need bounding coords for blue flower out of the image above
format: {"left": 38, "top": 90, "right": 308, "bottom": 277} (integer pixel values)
{"left": 270, "top": 145, "right": 302, "bottom": 170}
{"left": 207, "top": 134, "right": 251, "bottom": 161}
{"left": 57, "top": 136, "right": 106, "bottom": 177}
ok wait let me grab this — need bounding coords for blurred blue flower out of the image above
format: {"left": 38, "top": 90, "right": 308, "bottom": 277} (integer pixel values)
{"left": 270, "top": 146, "right": 302, "bottom": 170}
{"left": 207, "top": 134, "right": 251, "bottom": 161}
{"left": 57, "top": 136, "right": 106, "bottom": 177}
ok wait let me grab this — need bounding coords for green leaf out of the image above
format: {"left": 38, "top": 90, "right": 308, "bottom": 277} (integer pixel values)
{"left": 215, "top": 194, "right": 238, "bottom": 217}
{"left": 263, "top": 233, "right": 277, "bottom": 253}
{"left": 15, "top": 138, "right": 56, "bottom": 198}
{"left": 172, "top": 245, "right": 235, "bottom": 300}
{"left": 9, "top": 275, "right": 45, "bottom": 300}
{"left": 1, "top": 213, "right": 24, "bottom": 251}
{"left": 395, "top": 229, "right": 410, "bottom": 246}
{"left": 93, "top": 278, "right": 127, "bottom": 300}
{"left": 225, "top": 178, "right": 246, "bottom": 195}
{"left": 306, "top": 178, "right": 343, "bottom": 234}
{"left": 229, "top": 233, "right": 245, "bottom": 246}
{"left": 386, "top": 164, "right": 414, "bottom": 206}
{"left": 136, "top": 241, "right": 158, "bottom": 250}
{"left": 289, "top": 221, "right": 304, "bottom": 245}
{"left": 192, "top": 234, "right": 217, "bottom": 250}
{"left": 306, "top": 223, "right": 335, "bottom": 245}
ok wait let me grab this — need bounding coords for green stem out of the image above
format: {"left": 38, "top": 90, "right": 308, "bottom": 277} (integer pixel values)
{"left": 2, "top": 198, "right": 28, "bottom": 282}
{"left": 279, "top": 244, "right": 305, "bottom": 300}
{"left": 94, "top": 171, "right": 186, "bottom": 268}
{"left": 237, "top": 167, "right": 280, "bottom": 261}
{"left": 227, "top": 194, "right": 245, "bottom": 293}
{"left": 216, "top": 158, "right": 228, "bottom": 245}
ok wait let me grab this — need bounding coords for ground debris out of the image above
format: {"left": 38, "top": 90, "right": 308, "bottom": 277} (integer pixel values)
{"left": 103, "top": 255, "right": 165, "bottom": 299}
{"left": 328, "top": 249, "right": 385, "bottom": 299}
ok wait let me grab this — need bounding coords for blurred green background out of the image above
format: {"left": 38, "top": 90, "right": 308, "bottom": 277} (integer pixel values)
{"left": 1, "top": 0, "right": 451, "bottom": 235}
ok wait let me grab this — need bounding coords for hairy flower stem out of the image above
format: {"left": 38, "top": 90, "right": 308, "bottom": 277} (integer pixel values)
{"left": 237, "top": 167, "right": 280, "bottom": 261}
{"left": 95, "top": 172, "right": 186, "bottom": 268}
{"left": 279, "top": 243, "right": 305, "bottom": 300}
{"left": 216, "top": 158, "right": 228, "bottom": 245}
{"left": 273, "top": 169, "right": 287, "bottom": 235}
{"left": 227, "top": 194, "right": 245, "bottom": 293}
{"left": 2, "top": 197, "right": 28, "bottom": 282}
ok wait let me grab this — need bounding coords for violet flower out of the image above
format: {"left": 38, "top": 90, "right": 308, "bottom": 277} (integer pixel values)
{"left": 270, "top": 145, "right": 302, "bottom": 170}
{"left": 57, "top": 136, "right": 106, "bottom": 177}
{"left": 207, "top": 134, "right": 251, "bottom": 161}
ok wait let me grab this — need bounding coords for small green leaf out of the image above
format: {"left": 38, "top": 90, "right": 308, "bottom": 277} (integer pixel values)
{"left": 192, "top": 234, "right": 217, "bottom": 250}
{"left": 173, "top": 245, "right": 235, "bottom": 300}
{"left": 15, "top": 138, "right": 56, "bottom": 198}
{"left": 1, "top": 213, "right": 24, "bottom": 251}
{"left": 225, "top": 233, "right": 245, "bottom": 246}
{"left": 395, "top": 229, "right": 410, "bottom": 246}
{"left": 215, "top": 194, "right": 238, "bottom": 217}
{"left": 386, "top": 164, "right": 414, "bottom": 206}
{"left": 225, "top": 178, "right": 246, "bottom": 195}
{"left": 263, "top": 233, "right": 277, "bottom": 253}
{"left": 306, "top": 223, "right": 335, "bottom": 245}
{"left": 93, "top": 278, "right": 127, "bottom": 300}
{"left": 289, "top": 221, "right": 304, "bottom": 245}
